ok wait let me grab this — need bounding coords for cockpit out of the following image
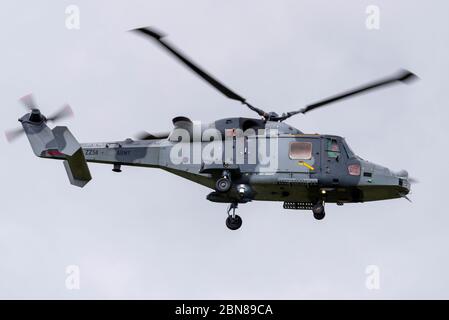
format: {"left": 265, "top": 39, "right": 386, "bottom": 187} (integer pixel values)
{"left": 323, "top": 136, "right": 357, "bottom": 160}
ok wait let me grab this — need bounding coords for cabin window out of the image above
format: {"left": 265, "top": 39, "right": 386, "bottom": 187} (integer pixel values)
{"left": 289, "top": 142, "right": 312, "bottom": 160}
{"left": 326, "top": 138, "right": 340, "bottom": 158}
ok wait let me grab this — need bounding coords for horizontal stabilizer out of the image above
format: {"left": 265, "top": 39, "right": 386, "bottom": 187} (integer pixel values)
{"left": 51, "top": 126, "right": 92, "bottom": 187}
{"left": 63, "top": 148, "right": 92, "bottom": 188}
{"left": 50, "top": 126, "right": 91, "bottom": 187}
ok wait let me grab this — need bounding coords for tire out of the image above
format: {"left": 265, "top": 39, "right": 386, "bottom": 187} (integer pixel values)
{"left": 313, "top": 211, "right": 325, "bottom": 220}
{"left": 312, "top": 202, "right": 324, "bottom": 215}
{"left": 226, "top": 215, "right": 242, "bottom": 230}
{"left": 216, "top": 178, "right": 231, "bottom": 192}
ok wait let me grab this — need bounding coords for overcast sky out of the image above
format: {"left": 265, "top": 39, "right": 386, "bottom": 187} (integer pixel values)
{"left": 0, "top": 0, "right": 448, "bottom": 299}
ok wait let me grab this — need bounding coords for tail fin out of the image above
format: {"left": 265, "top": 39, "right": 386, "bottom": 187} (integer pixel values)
{"left": 22, "top": 121, "right": 92, "bottom": 188}
{"left": 22, "top": 119, "right": 58, "bottom": 157}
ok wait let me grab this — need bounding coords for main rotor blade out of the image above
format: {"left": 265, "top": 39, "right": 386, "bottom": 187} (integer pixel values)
{"left": 135, "top": 131, "right": 170, "bottom": 140}
{"left": 5, "top": 127, "right": 25, "bottom": 143}
{"left": 300, "top": 69, "right": 418, "bottom": 114}
{"left": 131, "top": 27, "right": 268, "bottom": 118}
{"left": 46, "top": 104, "right": 73, "bottom": 122}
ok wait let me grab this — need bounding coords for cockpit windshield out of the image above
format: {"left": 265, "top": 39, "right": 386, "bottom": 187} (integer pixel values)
{"left": 342, "top": 138, "right": 356, "bottom": 158}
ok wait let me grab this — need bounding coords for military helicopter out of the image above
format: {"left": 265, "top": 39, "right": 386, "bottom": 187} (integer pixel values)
{"left": 6, "top": 27, "right": 418, "bottom": 230}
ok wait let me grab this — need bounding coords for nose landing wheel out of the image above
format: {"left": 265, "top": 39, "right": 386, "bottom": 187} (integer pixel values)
{"left": 226, "top": 202, "right": 242, "bottom": 230}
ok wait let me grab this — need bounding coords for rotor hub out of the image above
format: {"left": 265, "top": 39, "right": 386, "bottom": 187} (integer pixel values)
{"left": 29, "top": 109, "right": 44, "bottom": 123}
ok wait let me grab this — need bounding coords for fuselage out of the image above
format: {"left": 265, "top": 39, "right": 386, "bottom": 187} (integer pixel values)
{"left": 77, "top": 117, "right": 411, "bottom": 204}
{"left": 19, "top": 112, "right": 410, "bottom": 204}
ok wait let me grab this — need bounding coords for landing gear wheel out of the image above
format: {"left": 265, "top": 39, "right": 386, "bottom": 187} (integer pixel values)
{"left": 313, "top": 210, "right": 325, "bottom": 220}
{"left": 312, "top": 202, "right": 325, "bottom": 220}
{"left": 226, "top": 215, "right": 242, "bottom": 230}
{"left": 216, "top": 177, "right": 231, "bottom": 192}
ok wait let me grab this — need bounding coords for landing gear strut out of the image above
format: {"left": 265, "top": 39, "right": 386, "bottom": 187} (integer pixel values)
{"left": 312, "top": 200, "right": 325, "bottom": 220}
{"left": 226, "top": 202, "right": 242, "bottom": 230}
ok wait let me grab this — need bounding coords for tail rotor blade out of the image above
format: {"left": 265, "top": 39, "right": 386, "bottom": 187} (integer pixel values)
{"left": 5, "top": 127, "right": 25, "bottom": 143}
{"left": 9, "top": 95, "right": 74, "bottom": 144}
{"left": 46, "top": 104, "right": 73, "bottom": 122}
{"left": 19, "top": 93, "right": 38, "bottom": 110}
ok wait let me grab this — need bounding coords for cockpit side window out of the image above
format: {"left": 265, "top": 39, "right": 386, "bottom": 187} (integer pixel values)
{"left": 289, "top": 142, "right": 312, "bottom": 160}
{"left": 326, "top": 138, "right": 340, "bottom": 158}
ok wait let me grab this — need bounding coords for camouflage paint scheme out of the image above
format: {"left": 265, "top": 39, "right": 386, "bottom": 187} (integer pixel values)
{"left": 19, "top": 112, "right": 411, "bottom": 206}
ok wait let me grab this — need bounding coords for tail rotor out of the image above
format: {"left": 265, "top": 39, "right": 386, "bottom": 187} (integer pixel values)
{"left": 5, "top": 94, "right": 74, "bottom": 143}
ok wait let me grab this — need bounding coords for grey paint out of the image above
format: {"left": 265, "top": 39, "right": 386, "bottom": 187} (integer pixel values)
{"left": 1, "top": 0, "right": 448, "bottom": 299}
{"left": 20, "top": 112, "right": 410, "bottom": 206}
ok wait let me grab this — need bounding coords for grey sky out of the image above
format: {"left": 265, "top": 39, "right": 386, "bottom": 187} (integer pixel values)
{"left": 0, "top": 0, "right": 448, "bottom": 299}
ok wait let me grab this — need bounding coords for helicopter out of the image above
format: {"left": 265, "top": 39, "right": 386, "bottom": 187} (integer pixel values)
{"left": 6, "top": 26, "right": 418, "bottom": 230}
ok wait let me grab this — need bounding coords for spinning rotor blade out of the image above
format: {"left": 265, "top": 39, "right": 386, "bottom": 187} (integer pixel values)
{"left": 7, "top": 95, "right": 74, "bottom": 143}
{"left": 132, "top": 26, "right": 418, "bottom": 122}
{"left": 278, "top": 69, "right": 418, "bottom": 121}
{"left": 19, "top": 93, "right": 38, "bottom": 110}
{"left": 5, "top": 127, "right": 25, "bottom": 143}
{"left": 135, "top": 131, "right": 170, "bottom": 140}
{"left": 5, "top": 94, "right": 35, "bottom": 143}
{"left": 131, "top": 27, "right": 268, "bottom": 118}
{"left": 46, "top": 104, "right": 73, "bottom": 122}
{"left": 300, "top": 69, "right": 418, "bottom": 114}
